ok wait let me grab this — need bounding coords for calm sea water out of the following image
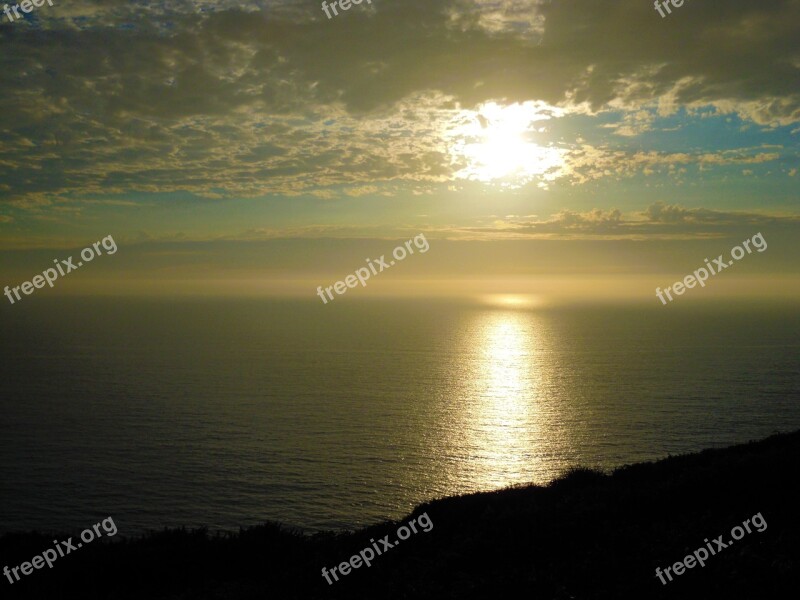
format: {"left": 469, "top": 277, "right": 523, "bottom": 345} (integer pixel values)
{"left": 1, "top": 297, "right": 798, "bottom": 534}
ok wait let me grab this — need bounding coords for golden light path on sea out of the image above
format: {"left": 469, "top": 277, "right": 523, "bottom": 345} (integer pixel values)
{"left": 431, "top": 296, "right": 583, "bottom": 495}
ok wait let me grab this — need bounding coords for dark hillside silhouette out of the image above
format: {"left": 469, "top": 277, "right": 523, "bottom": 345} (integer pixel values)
{"left": 2, "top": 430, "right": 798, "bottom": 599}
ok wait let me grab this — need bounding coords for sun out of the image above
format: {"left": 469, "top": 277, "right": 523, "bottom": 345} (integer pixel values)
{"left": 447, "top": 101, "right": 567, "bottom": 187}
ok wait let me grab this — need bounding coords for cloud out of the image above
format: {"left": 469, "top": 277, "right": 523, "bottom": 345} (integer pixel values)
{"left": 559, "top": 146, "right": 782, "bottom": 185}
{"left": 0, "top": 0, "right": 797, "bottom": 206}
{"left": 459, "top": 203, "right": 800, "bottom": 239}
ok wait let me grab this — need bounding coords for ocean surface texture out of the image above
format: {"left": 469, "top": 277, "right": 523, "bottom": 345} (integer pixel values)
{"left": 2, "top": 297, "right": 798, "bottom": 534}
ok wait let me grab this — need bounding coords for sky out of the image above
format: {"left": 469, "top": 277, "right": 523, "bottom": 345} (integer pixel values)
{"left": 0, "top": 0, "right": 798, "bottom": 299}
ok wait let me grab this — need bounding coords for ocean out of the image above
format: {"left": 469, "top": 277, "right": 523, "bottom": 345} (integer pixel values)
{"left": 1, "top": 296, "right": 798, "bottom": 534}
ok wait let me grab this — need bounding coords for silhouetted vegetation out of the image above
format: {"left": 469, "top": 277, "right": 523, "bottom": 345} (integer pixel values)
{"left": 2, "top": 430, "right": 799, "bottom": 599}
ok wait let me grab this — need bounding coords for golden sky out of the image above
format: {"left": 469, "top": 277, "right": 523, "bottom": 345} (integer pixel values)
{"left": 1, "top": 0, "right": 798, "bottom": 298}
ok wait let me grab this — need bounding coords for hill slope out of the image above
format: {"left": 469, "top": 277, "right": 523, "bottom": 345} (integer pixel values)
{"left": 2, "top": 430, "right": 799, "bottom": 599}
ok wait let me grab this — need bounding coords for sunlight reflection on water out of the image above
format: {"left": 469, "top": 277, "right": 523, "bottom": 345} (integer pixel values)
{"left": 438, "top": 306, "right": 582, "bottom": 494}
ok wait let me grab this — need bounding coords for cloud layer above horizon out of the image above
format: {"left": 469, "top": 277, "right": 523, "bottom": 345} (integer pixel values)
{"left": 0, "top": 0, "right": 798, "bottom": 252}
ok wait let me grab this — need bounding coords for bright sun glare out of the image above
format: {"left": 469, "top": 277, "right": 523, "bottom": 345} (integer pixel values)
{"left": 448, "top": 101, "right": 567, "bottom": 188}
{"left": 480, "top": 294, "right": 543, "bottom": 309}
